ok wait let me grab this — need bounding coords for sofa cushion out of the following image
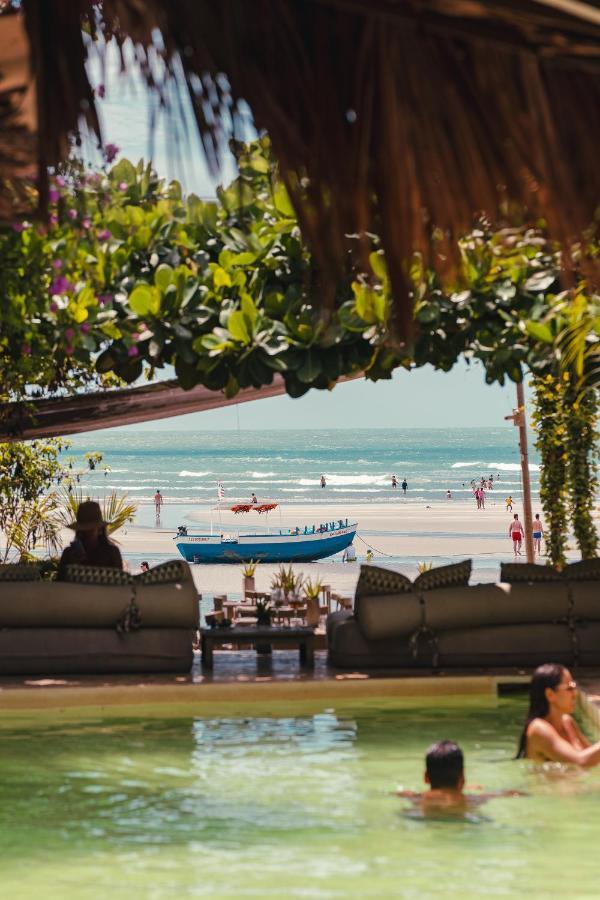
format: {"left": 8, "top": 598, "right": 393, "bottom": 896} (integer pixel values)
{"left": 414, "top": 559, "right": 472, "bottom": 591}
{"left": 355, "top": 565, "right": 412, "bottom": 597}
{"left": 357, "top": 591, "right": 422, "bottom": 641}
{"left": 0, "top": 564, "right": 41, "bottom": 581}
{"left": 65, "top": 564, "right": 133, "bottom": 585}
{"left": 327, "top": 615, "right": 423, "bottom": 668}
{"left": 135, "top": 559, "right": 189, "bottom": 584}
{"left": 500, "top": 562, "right": 563, "bottom": 583}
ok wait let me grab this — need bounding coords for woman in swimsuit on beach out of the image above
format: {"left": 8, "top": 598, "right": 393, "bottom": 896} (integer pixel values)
{"left": 517, "top": 663, "right": 600, "bottom": 766}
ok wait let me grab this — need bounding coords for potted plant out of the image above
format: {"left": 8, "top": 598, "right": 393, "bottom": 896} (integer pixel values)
{"left": 242, "top": 559, "right": 259, "bottom": 595}
{"left": 255, "top": 595, "right": 273, "bottom": 627}
{"left": 303, "top": 577, "right": 323, "bottom": 627}
{"left": 270, "top": 569, "right": 284, "bottom": 605}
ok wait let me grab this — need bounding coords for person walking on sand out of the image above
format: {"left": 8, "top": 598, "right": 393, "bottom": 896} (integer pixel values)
{"left": 446, "top": 490, "right": 452, "bottom": 500}
{"left": 532, "top": 513, "right": 544, "bottom": 555}
{"left": 509, "top": 513, "right": 524, "bottom": 556}
{"left": 391, "top": 474, "right": 397, "bottom": 489}
{"left": 154, "top": 489, "right": 163, "bottom": 517}
{"left": 401, "top": 478, "right": 408, "bottom": 495}
{"left": 505, "top": 495, "right": 513, "bottom": 512}
{"left": 320, "top": 474, "right": 326, "bottom": 489}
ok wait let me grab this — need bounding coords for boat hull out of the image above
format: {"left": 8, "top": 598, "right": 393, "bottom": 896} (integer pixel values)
{"left": 175, "top": 526, "right": 357, "bottom": 563}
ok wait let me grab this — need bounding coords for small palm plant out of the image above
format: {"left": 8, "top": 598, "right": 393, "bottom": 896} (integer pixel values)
{"left": 303, "top": 577, "right": 323, "bottom": 627}
{"left": 302, "top": 577, "right": 323, "bottom": 601}
{"left": 242, "top": 559, "right": 259, "bottom": 578}
{"left": 417, "top": 561, "right": 433, "bottom": 574}
{"left": 54, "top": 487, "right": 137, "bottom": 534}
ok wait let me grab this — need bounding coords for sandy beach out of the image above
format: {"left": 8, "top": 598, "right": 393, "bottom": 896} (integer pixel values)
{"left": 75, "top": 498, "right": 599, "bottom": 601}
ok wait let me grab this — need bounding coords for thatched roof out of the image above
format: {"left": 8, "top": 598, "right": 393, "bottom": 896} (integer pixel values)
{"left": 2, "top": 0, "right": 600, "bottom": 338}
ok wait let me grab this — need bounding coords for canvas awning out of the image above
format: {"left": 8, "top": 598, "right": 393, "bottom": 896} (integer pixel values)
{"left": 1, "top": 0, "right": 598, "bottom": 342}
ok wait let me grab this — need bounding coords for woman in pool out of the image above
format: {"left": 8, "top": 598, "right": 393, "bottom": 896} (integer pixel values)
{"left": 517, "top": 663, "right": 600, "bottom": 766}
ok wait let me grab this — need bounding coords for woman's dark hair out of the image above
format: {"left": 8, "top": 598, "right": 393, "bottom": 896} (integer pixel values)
{"left": 426, "top": 740, "right": 464, "bottom": 788}
{"left": 76, "top": 525, "right": 117, "bottom": 547}
{"left": 516, "top": 663, "right": 565, "bottom": 758}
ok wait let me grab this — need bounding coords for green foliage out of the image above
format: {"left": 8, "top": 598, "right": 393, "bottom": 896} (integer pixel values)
{"left": 302, "top": 577, "right": 323, "bottom": 600}
{"left": 54, "top": 486, "right": 137, "bottom": 535}
{"left": 0, "top": 439, "right": 69, "bottom": 562}
{"left": 564, "top": 381, "right": 599, "bottom": 559}
{"left": 242, "top": 559, "right": 259, "bottom": 577}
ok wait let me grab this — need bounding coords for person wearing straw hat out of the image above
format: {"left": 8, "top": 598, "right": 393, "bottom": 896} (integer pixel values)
{"left": 57, "top": 500, "right": 123, "bottom": 580}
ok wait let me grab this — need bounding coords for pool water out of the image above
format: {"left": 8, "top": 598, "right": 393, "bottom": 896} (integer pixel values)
{"left": 1, "top": 697, "right": 599, "bottom": 899}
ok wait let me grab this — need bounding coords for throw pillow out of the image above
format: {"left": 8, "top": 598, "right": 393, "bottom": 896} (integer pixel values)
{"left": 135, "top": 559, "right": 189, "bottom": 584}
{"left": 355, "top": 564, "right": 412, "bottom": 597}
{"left": 500, "top": 562, "right": 562, "bottom": 583}
{"left": 64, "top": 565, "right": 133, "bottom": 585}
{"left": 414, "top": 560, "right": 472, "bottom": 591}
{"left": 0, "top": 564, "right": 41, "bottom": 581}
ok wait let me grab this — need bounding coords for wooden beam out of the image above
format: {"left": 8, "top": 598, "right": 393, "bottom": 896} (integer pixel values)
{"left": 0, "top": 373, "right": 362, "bottom": 442}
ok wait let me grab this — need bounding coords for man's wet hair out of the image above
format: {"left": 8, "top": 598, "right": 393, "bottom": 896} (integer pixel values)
{"left": 425, "top": 740, "right": 464, "bottom": 788}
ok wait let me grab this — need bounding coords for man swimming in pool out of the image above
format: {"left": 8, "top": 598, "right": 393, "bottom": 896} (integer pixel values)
{"left": 397, "top": 740, "right": 523, "bottom": 815}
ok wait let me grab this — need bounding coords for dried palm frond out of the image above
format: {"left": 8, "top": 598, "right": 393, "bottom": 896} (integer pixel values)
{"left": 4, "top": 0, "right": 600, "bottom": 339}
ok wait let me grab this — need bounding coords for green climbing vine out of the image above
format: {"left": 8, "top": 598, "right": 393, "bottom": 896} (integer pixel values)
{"left": 564, "top": 378, "right": 599, "bottom": 559}
{"left": 530, "top": 374, "right": 570, "bottom": 567}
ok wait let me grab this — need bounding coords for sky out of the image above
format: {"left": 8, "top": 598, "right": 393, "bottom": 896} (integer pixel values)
{"left": 91, "top": 47, "right": 520, "bottom": 431}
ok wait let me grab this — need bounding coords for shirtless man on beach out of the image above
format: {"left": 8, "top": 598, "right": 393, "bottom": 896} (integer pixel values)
{"left": 396, "top": 740, "right": 523, "bottom": 818}
{"left": 509, "top": 513, "right": 524, "bottom": 556}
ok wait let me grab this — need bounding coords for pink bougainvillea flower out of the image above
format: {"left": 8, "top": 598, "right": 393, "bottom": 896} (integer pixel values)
{"left": 67, "top": 208, "right": 78, "bottom": 220}
{"left": 64, "top": 345, "right": 74, "bottom": 356}
{"left": 128, "top": 345, "right": 139, "bottom": 357}
{"left": 104, "top": 143, "right": 119, "bottom": 163}
{"left": 49, "top": 188, "right": 60, "bottom": 203}
{"left": 98, "top": 229, "right": 111, "bottom": 241}
{"left": 21, "top": 343, "right": 32, "bottom": 355}
{"left": 52, "top": 259, "right": 63, "bottom": 270}
{"left": 55, "top": 175, "right": 66, "bottom": 187}
{"left": 11, "top": 221, "right": 25, "bottom": 233}
{"left": 82, "top": 217, "right": 91, "bottom": 229}
{"left": 49, "top": 301, "right": 59, "bottom": 313}
{"left": 80, "top": 322, "right": 91, "bottom": 334}
{"left": 118, "top": 181, "right": 128, "bottom": 191}
{"left": 49, "top": 213, "right": 58, "bottom": 226}
{"left": 98, "top": 293, "right": 113, "bottom": 306}
{"left": 64, "top": 328, "right": 75, "bottom": 342}
{"left": 50, "top": 276, "right": 74, "bottom": 296}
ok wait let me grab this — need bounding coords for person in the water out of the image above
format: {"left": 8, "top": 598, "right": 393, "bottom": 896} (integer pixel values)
{"left": 397, "top": 740, "right": 522, "bottom": 815}
{"left": 517, "top": 663, "right": 600, "bottom": 766}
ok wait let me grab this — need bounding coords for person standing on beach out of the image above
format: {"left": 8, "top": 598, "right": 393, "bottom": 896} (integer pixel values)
{"left": 154, "top": 489, "right": 163, "bottom": 518}
{"left": 402, "top": 478, "right": 408, "bottom": 495}
{"left": 509, "top": 513, "right": 524, "bottom": 556}
{"left": 532, "top": 514, "right": 544, "bottom": 555}
{"left": 505, "top": 495, "right": 513, "bottom": 512}
{"left": 392, "top": 474, "right": 397, "bottom": 489}
{"left": 320, "top": 474, "right": 326, "bottom": 489}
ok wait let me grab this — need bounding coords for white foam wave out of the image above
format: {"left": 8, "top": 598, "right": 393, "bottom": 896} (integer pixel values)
{"left": 451, "top": 461, "right": 482, "bottom": 469}
{"left": 488, "top": 462, "right": 540, "bottom": 472}
{"left": 178, "top": 470, "right": 211, "bottom": 477}
{"left": 250, "top": 471, "right": 276, "bottom": 477}
{"left": 298, "top": 475, "right": 389, "bottom": 486}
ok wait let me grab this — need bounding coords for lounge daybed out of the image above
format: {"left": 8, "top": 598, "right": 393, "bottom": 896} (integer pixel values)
{"left": 327, "top": 561, "right": 600, "bottom": 669}
{"left": 0, "top": 560, "right": 199, "bottom": 675}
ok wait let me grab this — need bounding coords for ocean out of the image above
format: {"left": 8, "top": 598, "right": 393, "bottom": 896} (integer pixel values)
{"left": 65, "top": 426, "right": 539, "bottom": 523}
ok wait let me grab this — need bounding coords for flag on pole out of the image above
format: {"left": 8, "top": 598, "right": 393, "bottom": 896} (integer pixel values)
{"left": 217, "top": 481, "right": 225, "bottom": 501}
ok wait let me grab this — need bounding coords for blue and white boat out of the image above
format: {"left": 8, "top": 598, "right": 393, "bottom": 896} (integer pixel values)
{"left": 174, "top": 500, "right": 357, "bottom": 564}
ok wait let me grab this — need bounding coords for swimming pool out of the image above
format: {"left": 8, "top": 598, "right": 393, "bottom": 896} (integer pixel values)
{"left": 1, "top": 696, "right": 598, "bottom": 898}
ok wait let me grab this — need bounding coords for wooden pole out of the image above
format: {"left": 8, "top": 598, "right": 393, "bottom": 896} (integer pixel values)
{"left": 516, "top": 381, "right": 535, "bottom": 563}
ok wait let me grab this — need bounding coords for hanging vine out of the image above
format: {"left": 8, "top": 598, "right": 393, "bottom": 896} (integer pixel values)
{"left": 530, "top": 374, "right": 570, "bottom": 567}
{"left": 564, "top": 378, "right": 599, "bottom": 559}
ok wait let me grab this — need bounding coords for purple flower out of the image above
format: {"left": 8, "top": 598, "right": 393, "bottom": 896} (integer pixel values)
{"left": 11, "top": 222, "right": 24, "bottom": 233}
{"left": 82, "top": 217, "right": 91, "bottom": 230}
{"left": 128, "top": 345, "right": 139, "bottom": 357}
{"left": 48, "top": 213, "right": 58, "bottom": 226}
{"left": 55, "top": 176, "right": 66, "bottom": 187}
{"left": 67, "top": 209, "right": 78, "bottom": 220}
{"left": 50, "top": 301, "right": 59, "bottom": 313}
{"left": 80, "top": 322, "right": 91, "bottom": 334}
{"left": 64, "top": 328, "right": 75, "bottom": 342}
{"left": 64, "top": 345, "right": 74, "bottom": 356}
{"left": 98, "top": 293, "right": 113, "bottom": 306}
{"left": 118, "top": 181, "right": 128, "bottom": 192}
{"left": 52, "top": 259, "right": 63, "bottom": 270}
{"left": 104, "top": 143, "right": 119, "bottom": 163}
{"left": 50, "top": 276, "right": 74, "bottom": 296}
{"left": 132, "top": 332, "right": 140, "bottom": 341}
{"left": 98, "top": 229, "right": 111, "bottom": 241}
{"left": 49, "top": 188, "right": 60, "bottom": 203}
{"left": 21, "top": 343, "right": 31, "bottom": 356}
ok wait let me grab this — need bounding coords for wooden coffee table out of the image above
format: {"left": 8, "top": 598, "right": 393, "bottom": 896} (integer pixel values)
{"left": 200, "top": 625, "right": 315, "bottom": 669}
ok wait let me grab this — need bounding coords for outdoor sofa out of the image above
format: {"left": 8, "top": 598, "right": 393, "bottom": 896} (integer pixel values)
{"left": 0, "top": 560, "right": 199, "bottom": 674}
{"left": 327, "top": 560, "right": 600, "bottom": 669}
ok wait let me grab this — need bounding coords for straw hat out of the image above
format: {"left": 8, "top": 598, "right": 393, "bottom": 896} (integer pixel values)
{"left": 68, "top": 500, "right": 107, "bottom": 531}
